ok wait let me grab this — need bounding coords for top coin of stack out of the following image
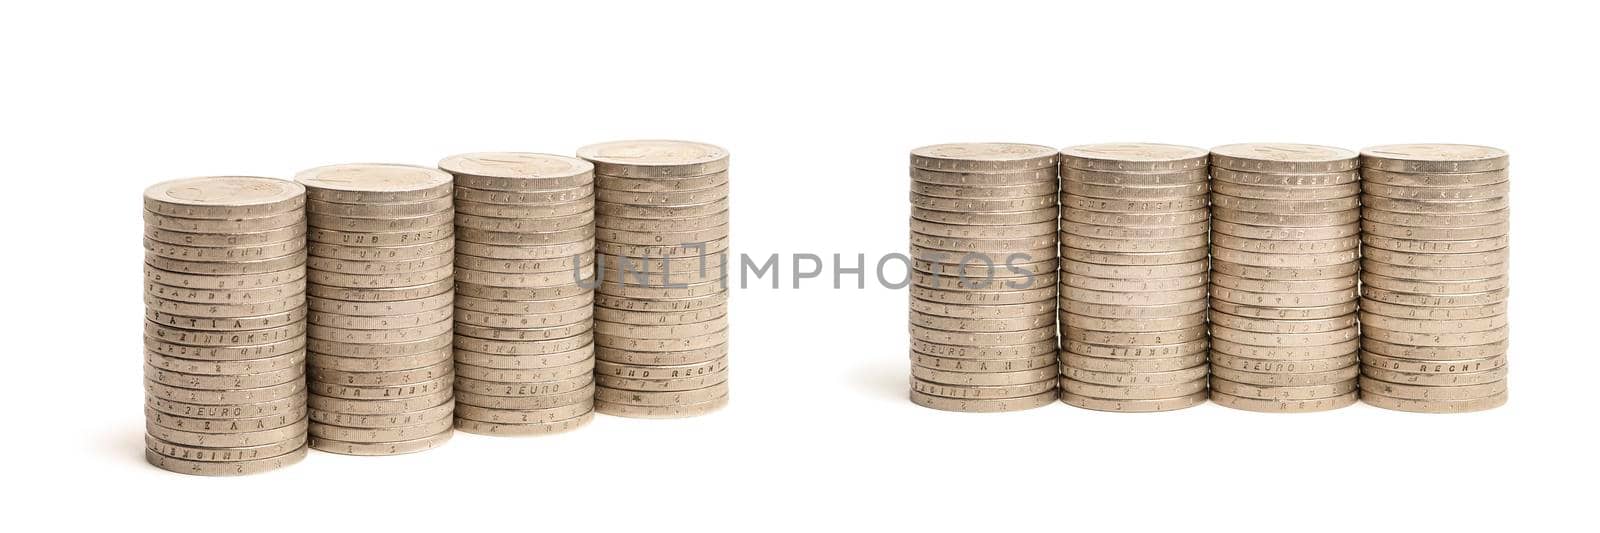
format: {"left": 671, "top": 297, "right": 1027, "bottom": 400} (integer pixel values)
{"left": 1056, "top": 143, "right": 1211, "bottom": 412}
{"left": 1357, "top": 144, "right": 1510, "bottom": 413}
{"left": 906, "top": 143, "right": 1060, "bottom": 413}
{"left": 295, "top": 164, "right": 456, "bottom": 455}
{"left": 438, "top": 152, "right": 598, "bottom": 435}
{"left": 1206, "top": 143, "right": 1361, "bottom": 412}
{"left": 142, "top": 176, "right": 310, "bottom": 475}
{"left": 578, "top": 140, "right": 731, "bottom": 418}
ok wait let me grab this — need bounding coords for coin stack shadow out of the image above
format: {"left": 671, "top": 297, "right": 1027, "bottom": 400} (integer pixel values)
{"left": 1357, "top": 144, "right": 1510, "bottom": 412}
{"left": 1206, "top": 144, "right": 1362, "bottom": 412}
{"left": 1057, "top": 144, "right": 1211, "bottom": 412}
{"left": 142, "top": 176, "right": 310, "bottom": 475}
{"left": 906, "top": 143, "right": 1060, "bottom": 412}
{"left": 579, "top": 140, "right": 732, "bottom": 418}
{"left": 440, "top": 153, "right": 598, "bottom": 435}
{"left": 297, "top": 164, "right": 456, "bottom": 455}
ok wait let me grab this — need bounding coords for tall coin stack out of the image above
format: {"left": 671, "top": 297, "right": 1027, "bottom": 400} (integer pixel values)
{"left": 142, "top": 177, "right": 309, "bottom": 475}
{"left": 906, "top": 143, "right": 1059, "bottom": 413}
{"left": 296, "top": 164, "right": 456, "bottom": 455}
{"left": 439, "top": 153, "right": 598, "bottom": 435}
{"left": 1206, "top": 144, "right": 1361, "bottom": 412}
{"left": 1057, "top": 144, "right": 1210, "bottom": 412}
{"left": 1357, "top": 144, "right": 1510, "bottom": 413}
{"left": 578, "top": 140, "right": 731, "bottom": 418}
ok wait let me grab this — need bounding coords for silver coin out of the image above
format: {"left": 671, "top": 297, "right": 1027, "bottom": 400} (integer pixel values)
{"left": 453, "top": 183, "right": 595, "bottom": 205}
{"left": 910, "top": 143, "right": 1058, "bottom": 172}
{"left": 145, "top": 444, "right": 306, "bottom": 476}
{"left": 911, "top": 167, "right": 1056, "bottom": 187}
{"left": 1059, "top": 143, "right": 1208, "bottom": 172}
{"left": 598, "top": 171, "right": 728, "bottom": 193}
{"left": 453, "top": 343, "right": 593, "bottom": 370}
{"left": 438, "top": 152, "right": 594, "bottom": 191}
{"left": 309, "top": 429, "right": 452, "bottom": 456}
{"left": 1209, "top": 143, "right": 1357, "bottom": 173}
{"left": 1359, "top": 144, "right": 1508, "bottom": 173}
{"left": 1360, "top": 167, "right": 1508, "bottom": 188}
{"left": 455, "top": 410, "right": 595, "bottom": 435}
{"left": 578, "top": 140, "right": 729, "bottom": 177}
{"left": 295, "top": 163, "right": 453, "bottom": 203}
{"left": 144, "top": 176, "right": 306, "bottom": 219}
{"left": 1062, "top": 167, "right": 1207, "bottom": 186}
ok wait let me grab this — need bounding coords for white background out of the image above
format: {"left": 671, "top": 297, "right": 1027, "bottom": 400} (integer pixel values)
{"left": 2, "top": 1, "right": 1595, "bottom": 531}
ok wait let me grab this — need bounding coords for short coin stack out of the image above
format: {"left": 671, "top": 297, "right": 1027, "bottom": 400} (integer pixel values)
{"left": 296, "top": 164, "right": 456, "bottom": 455}
{"left": 1357, "top": 144, "right": 1510, "bottom": 412}
{"left": 439, "top": 153, "right": 598, "bottom": 435}
{"left": 906, "top": 143, "right": 1059, "bottom": 413}
{"left": 1207, "top": 144, "right": 1361, "bottom": 412}
{"left": 578, "top": 140, "right": 731, "bottom": 418}
{"left": 142, "top": 176, "right": 309, "bottom": 475}
{"left": 1057, "top": 144, "right": 1210, "bottom": 412}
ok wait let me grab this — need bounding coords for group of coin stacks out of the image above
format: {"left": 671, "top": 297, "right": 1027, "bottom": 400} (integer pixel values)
{"left": 906, "top": 142, "right": 1510, "bottom": 414}
{"left": 1357, "top": 145, "right": 1510, "bottom": 413}
{"left": 143, "top": 177, "right": 310, "bottom": 475}
{"left": 905, "top": 143, "right": 1062, "bottom": 412}
{"left": 1057, "top": 144, "right": 1213, "bottom": 412}
{"left": 1206, "top": 144, "right": 1362, "bottom": 412}
{"left": 579, "top": 140, "right": 732, "bottom": 418}
{"left": 297, "top": 164, "right": 457, "bottom": 455}
{"left": 439, "top": 153, "right": 598, "bottom": 435}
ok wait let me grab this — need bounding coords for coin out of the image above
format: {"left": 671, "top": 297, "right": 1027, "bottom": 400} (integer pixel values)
{"left": 310, "top": 429, "right": 452, "bottom": 456}
{"left": 1061, "top": 352, "right": 1208, "bottom": 373}
{"left": 1358, "top": 391, "right": 1508, "bottom": 413}
{"left": 454, "top": 410, "right": 596, "bottom": 435}
{"left": 911, "top": 143, "right": 1058, "bottom": 172}
{"left": 145, "top": 433, "right": 304, "bottom": 463}
{"left": 910, "top": 389, "right": 1056, "bottom": 413}
{"left": 1357, "top": 377, "right": 1507, "bottom": 401}
{"left": 578, "top": 140, "right": 729, "bottom": 177}
{"left": 1359, "top": 167, "right": 1508, "bottom": 188}
{"left": 594, "top": 397, "right": 726, "bottom": 419}
{"left": 1062, "top": 378, "right": 1207, "bottom": 400}
{"left": 453, "top": 184, "right": 595, "bottom": 205}
{"left": 146, "top": 417, "right": 308, "bottom": 448}
{"left": 439, "top": 152, "right": 595, "bottom": 190}
{"left": 1359, "top": 144, "right": 1508, "bottom": 173}
{"left": 1060, "top": 143, "right": 1208, "bottom": 172}
{"left": 453, "top": 344, "right": 593, "bottom": 370}
{"left": 1209, "top": 391, "right": 1357, "bottom": 413}
{"left": 294, "top": 163, "right": 453, "bottom": 203}
{"left": 454, "top": 357, "right": 594, "bottom": 382}
{"left": 600, "top": 172, "right": 728, "bottom": 193}
{"left": 1360, "top": 365, "right": 1508, "bottom": 386}
{"left": 145, "top": 445, "right": 307, "bottom": 476}
{"left": 1060, "top": 390, "right": 1207, "bottom": 412}
{"left": 309, "top": 416, "right": 454, "bottom": 443}
{"left": 1210, "top": 377, "right": 1357, "bottom": 399}
{"left": 911, "top": 378, "right": 1057, "bottom": 400}
{"left": 144, "top": 176, "right": 307, "bottom": 219}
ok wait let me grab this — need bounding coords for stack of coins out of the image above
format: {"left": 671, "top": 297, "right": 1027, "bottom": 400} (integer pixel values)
{"left": 296, "top": 164, "right": 456, "bottom": 455}
{"left": 1357, "top": 144, "right": 1510, "bottom": 412}
{"left": 1057, "top": 144, "right": 1210, "bottom": 412}
{"left": 578, "top": 140, "right": 731, "bottom": 418}
{"left": 439, "top": 153, "right": 597, "bottom": 435}
{"left": 1206, "top": 144, "right": 1361, "bottom": 412}
{"left": 142, "top": 177, "right": 309, "bottom": 475}
{"left": 906, "top": 143, "right": 1059, "bottom": 413}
